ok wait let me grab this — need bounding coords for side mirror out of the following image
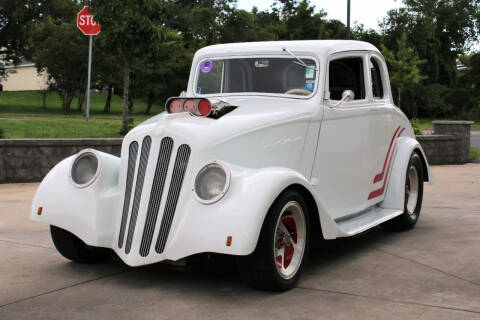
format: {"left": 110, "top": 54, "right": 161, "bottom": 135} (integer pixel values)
{"left": 331, "top": 90, "right": 355, "bottom": 108}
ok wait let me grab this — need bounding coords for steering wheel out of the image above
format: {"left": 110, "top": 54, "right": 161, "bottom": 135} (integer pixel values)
{"left": 285, "top": 88, "right": 312, "bottom": 95}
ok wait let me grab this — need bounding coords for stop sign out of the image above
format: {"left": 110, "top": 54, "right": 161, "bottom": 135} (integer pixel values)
{"left": 77, "top": 6, "right": 101, "bottom": 36}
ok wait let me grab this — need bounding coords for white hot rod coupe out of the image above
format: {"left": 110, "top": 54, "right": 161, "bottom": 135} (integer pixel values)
{"left": 31, "top": 40, "right": 433, "bottom": 291}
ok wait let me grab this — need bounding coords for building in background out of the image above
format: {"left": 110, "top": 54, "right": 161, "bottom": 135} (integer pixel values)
{"left": 0, "top": 58, "right": 49, "bottom": 91}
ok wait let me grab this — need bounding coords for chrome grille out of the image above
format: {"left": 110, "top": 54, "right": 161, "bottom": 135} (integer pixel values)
{"left": 118, "top": 141, "right": 138, "bottom": 248}
{"left": 139, "top": 137, "right": 174, "bottom": 257}
{"left": 155, "top": 144, "right": 191, "bottom": 254}
{"left": 125, "top": 136, "right": 152, "bottom": 254}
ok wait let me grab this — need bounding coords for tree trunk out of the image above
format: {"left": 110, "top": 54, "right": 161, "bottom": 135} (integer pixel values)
{"left": 77, "top": 93, "right": 85, "bottom": 112}
{"left": 128, "top": 91, "right": 135, "bottom": 112}
{"left": 120, "top": 58, "right": 130, "bottom": 135}
{"left": 65, "top": 92, "right": 74, "bottom": 114}
{"left": 60, "top": 92, "right": 66, "bottom": 113}
{"left": 104, "top": 84, "right": 113, "bottom": 113}
{"left": 145, "top": 92, "right": 154, "bottom": 114}
{"left": 42, "top": 91, "right": 47, "bottom": 109}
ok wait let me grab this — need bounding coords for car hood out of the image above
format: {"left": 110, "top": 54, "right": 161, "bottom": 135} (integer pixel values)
{"left": 128, "top": 96, "right": 315, "bottom": 170}
{"left": 136, "top": 96, "right": 312, "bottom": 140}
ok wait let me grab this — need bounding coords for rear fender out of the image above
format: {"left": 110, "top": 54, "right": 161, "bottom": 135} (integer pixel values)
{"left": 381, "top": 137, "right": 433, "bottom": 211}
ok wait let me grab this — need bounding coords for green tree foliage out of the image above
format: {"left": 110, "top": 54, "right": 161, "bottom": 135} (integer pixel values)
{"left": 382, "top": 32, "right": 426, "bottom": 111}
{"left": 91, "top": 0, "right": 174, "bottom": 134}
{"left": 382, "top": 0, "right": 480, "bottom": 87}
{"left": 3, "top": 0, "right": 480, "bottom": 125}
{"left": 28, "top": 3, "right": 90, "bottom": 114}
{"left": 0, "top": 0, "right": 72, "bottom": 76}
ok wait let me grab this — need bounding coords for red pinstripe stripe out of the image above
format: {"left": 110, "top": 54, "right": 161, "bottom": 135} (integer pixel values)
{"left": 368, "top": 127, "right": 405, "bottom": 200}
{"left": 373, "top": 126, "right": 401, "bottom": 183}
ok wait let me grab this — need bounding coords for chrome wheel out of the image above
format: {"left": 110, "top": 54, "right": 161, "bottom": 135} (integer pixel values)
{"left": 405, "top": 165, "right": 419, "bottom": 215}
{"left": 273, "top": 201, "right": 306, "bottom": 280}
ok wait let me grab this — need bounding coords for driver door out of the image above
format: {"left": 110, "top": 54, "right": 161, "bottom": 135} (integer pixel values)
{"left": 312, "top": 52, "right": 380, "bottom": 220}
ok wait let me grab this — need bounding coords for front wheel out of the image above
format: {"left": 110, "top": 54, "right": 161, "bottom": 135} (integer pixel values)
{"left": 50, "top": 225, "right": 109, "bottom": 263}
{"left": 384, "top": 152, "right": 424, "bottom": 230}
{"left": 237, "top": 190, "right": 310, "bottom": 291}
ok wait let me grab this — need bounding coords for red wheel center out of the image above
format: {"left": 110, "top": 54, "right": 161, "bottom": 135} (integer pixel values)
{"left": 276, "top": 216, "right": 298, "bottom": 269}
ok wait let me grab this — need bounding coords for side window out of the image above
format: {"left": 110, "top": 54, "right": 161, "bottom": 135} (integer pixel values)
{"left": 370, "top": 58, "right": 384, "bottom": 98}
{"left": 329, "top": 57, "right": 365, "bottom": 100}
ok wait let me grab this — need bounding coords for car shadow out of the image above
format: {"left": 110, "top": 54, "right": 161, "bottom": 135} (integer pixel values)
{"left": 85, "top": 225, "right": 406, "bottom": 293}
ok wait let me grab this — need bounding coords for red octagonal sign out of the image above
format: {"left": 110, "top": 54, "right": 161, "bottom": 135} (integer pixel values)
{"left": 77, "top": 6, "right": 101, "bottom": 36}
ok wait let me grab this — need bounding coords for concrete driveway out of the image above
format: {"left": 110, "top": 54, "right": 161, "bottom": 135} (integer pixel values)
{"left": 1, "top": 164, "right": 480, "bottom": 319}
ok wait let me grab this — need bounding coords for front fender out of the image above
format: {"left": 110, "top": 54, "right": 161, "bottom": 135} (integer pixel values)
{"left": 30, "top": 150, "right": 121, "bottom": 247}
{"left": 164, "top": 164, "right": 337, "bottom": 260}
{"left": 381, "top": 137, "right": 434, "bottom": 211}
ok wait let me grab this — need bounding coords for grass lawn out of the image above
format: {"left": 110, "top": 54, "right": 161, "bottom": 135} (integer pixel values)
{"left": 0, "top": 91, "right": 163, "bottom": 121}
{"left": 0, "top": 118, "right": 149, "bottom": 138}
{"left": 0, "top": 91, "right": 164, "bottom": 138}
{"left": 416, "top": 119, "right": 479, "bottom": 130}
{"left": 0, "top": 91, "right": 478, "bottom": 138}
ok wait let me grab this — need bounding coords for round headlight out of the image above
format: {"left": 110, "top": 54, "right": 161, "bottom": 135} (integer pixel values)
{"left": 71, "top": 151, "right": 99, "bottom": 187}
{"left": 194, "top": 162, "right": 230, "bottom": 204}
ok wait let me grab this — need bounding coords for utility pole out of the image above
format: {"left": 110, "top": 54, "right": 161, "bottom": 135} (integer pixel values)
{"left": 86, "top": 35, "right": 93, "bottom": 124}
{"left": 346, "top": 0, "right": 351, "bottom": 40}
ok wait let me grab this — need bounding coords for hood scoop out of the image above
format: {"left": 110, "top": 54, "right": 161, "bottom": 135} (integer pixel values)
{"left": 165, "top": 97, "right": 237, "bottom": 120}
{"left": 208, "top": 100, "right": 237, "bottom": 119}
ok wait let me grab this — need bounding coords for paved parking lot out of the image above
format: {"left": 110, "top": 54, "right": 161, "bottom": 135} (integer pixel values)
{"left": 1, "top": 164, "right": 480, "bottom": 319}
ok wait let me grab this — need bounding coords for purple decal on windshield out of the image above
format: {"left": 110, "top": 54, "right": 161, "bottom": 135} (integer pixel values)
{"left": 200, "top": 60, "right": 213, "bottom": 73}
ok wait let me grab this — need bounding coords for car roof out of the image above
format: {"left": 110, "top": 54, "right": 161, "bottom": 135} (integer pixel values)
{"left": 195, "top": 40, "right": 380, "bottom": 58}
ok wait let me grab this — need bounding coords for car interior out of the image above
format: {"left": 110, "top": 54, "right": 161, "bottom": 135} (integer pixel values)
{"left": 329, "top": 57, "right": 365, "bottom": 100}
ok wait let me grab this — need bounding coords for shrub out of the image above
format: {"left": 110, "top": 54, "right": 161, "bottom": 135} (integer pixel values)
{"left": 410, "top": 118, "right": 423, "bottom": 136}
{"left": 0, "top": 127, "right": 4, "bottom": 139}
{"left": 471, "top": 147, "right": 480, "bottom": 161}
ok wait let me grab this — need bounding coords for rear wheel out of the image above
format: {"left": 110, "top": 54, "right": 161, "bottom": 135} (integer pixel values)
{"left": 50, "top": 225, "right": 109, "bottom": 263}
{"left": 237, "top": 190, "right": 310, "bottom": 291}
{"left": 384, "top": 152, "right": 424, "bottom": 230}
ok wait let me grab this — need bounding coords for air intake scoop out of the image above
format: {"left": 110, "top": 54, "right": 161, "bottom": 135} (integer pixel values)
{"left": 165, "top": 97, "right": 237, "bottom": 119}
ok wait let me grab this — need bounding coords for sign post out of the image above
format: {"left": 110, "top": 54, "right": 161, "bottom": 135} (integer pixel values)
{"left": 77, "top": 6, "right": 101, "bottom": 124}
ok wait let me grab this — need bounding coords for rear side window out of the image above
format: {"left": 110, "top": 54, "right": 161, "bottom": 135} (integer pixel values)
{"left": 371, "top": 58, "right": 384, "bottom": 98}
{"left": 329, "top": 57, "right": 365, "bottom": 100}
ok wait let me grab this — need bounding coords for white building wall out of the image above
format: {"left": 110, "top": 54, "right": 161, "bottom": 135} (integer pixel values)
{"left": 1, "top": 65, "right": 49, "bottom": 91}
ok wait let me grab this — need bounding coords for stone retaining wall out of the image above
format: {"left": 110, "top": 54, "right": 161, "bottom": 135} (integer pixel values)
{"left": 417, "top": 121, "right": 473, "bottom": 165}
{"left": 0, "top": 139, "right": 122, "bottom": 183}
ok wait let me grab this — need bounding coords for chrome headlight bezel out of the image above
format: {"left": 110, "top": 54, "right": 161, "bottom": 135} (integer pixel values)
{"left": 193, "top": 160, "right": 231, "bottom": 204}
{"left": 69, "top": 149, "right": 102, "bottom": 188}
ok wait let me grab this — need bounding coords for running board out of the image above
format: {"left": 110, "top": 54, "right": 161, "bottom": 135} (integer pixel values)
{"left": 334, "top": 207, "right": 403, "bottom": 236}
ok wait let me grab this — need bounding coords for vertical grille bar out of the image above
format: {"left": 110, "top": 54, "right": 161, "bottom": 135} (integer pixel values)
{"left": 155, "top": 144, "right": 191, "bottom": 254}
{"left": 139, "top": 137, "right": 174, "bottom": 257}
{"left": 118, "top": 141, "right": 138, "bottom": 248}
{"left": 125, "top": 136, "right": 152, "bottom": 254}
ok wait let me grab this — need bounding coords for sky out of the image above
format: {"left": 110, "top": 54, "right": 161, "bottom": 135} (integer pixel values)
{"left": 235, "top": 0, "right": 404, "bottom": 30}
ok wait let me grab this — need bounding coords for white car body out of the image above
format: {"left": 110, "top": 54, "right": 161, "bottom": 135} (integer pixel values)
{"left": 31, "top": 40, "right": 433, "bottom": 267}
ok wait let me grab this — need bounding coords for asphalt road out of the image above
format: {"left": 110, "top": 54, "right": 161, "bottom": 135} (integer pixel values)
{"left": 471, "top": 131, "right": 480, "bottom": 163}
{"left": 1, "top": 164, "right": 480, "bottom": 319}
{"left": 472, "top": 131, "right": 480, "bottom": 148}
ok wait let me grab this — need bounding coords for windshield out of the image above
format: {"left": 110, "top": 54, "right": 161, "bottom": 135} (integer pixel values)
{"left": 195, "top": 57, "right": 318, "bottom": 97}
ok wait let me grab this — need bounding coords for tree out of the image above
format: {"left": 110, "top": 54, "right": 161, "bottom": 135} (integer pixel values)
{"left": 382, "top": 32, "right": 426, "bottom": 110}
{"left": 0, "top": 0, "right": 74, "bottom": 76}
{"left": 352, "top": 24, "right": 382, "bottom": 49}
{"left": 131, "top": 29, "right": 188, "bottom": 114}
{"left": 91, "top": 0, "right": 178, "bottom": 134}
{"left": 28, "top": 12, "right": 90, "bottom": 114}
{"left": 381, "top": 0, "right": 480, "bottom": 87}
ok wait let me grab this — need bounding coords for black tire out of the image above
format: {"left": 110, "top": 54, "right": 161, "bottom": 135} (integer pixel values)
{"left": 237, "top": 189, "right": 310, "bottom": 291}
{"left": 50, "top": 225, "right": 109, "bottom": 263}
{"left": 384, "top": 152, "right": 424, "bottom": 231}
